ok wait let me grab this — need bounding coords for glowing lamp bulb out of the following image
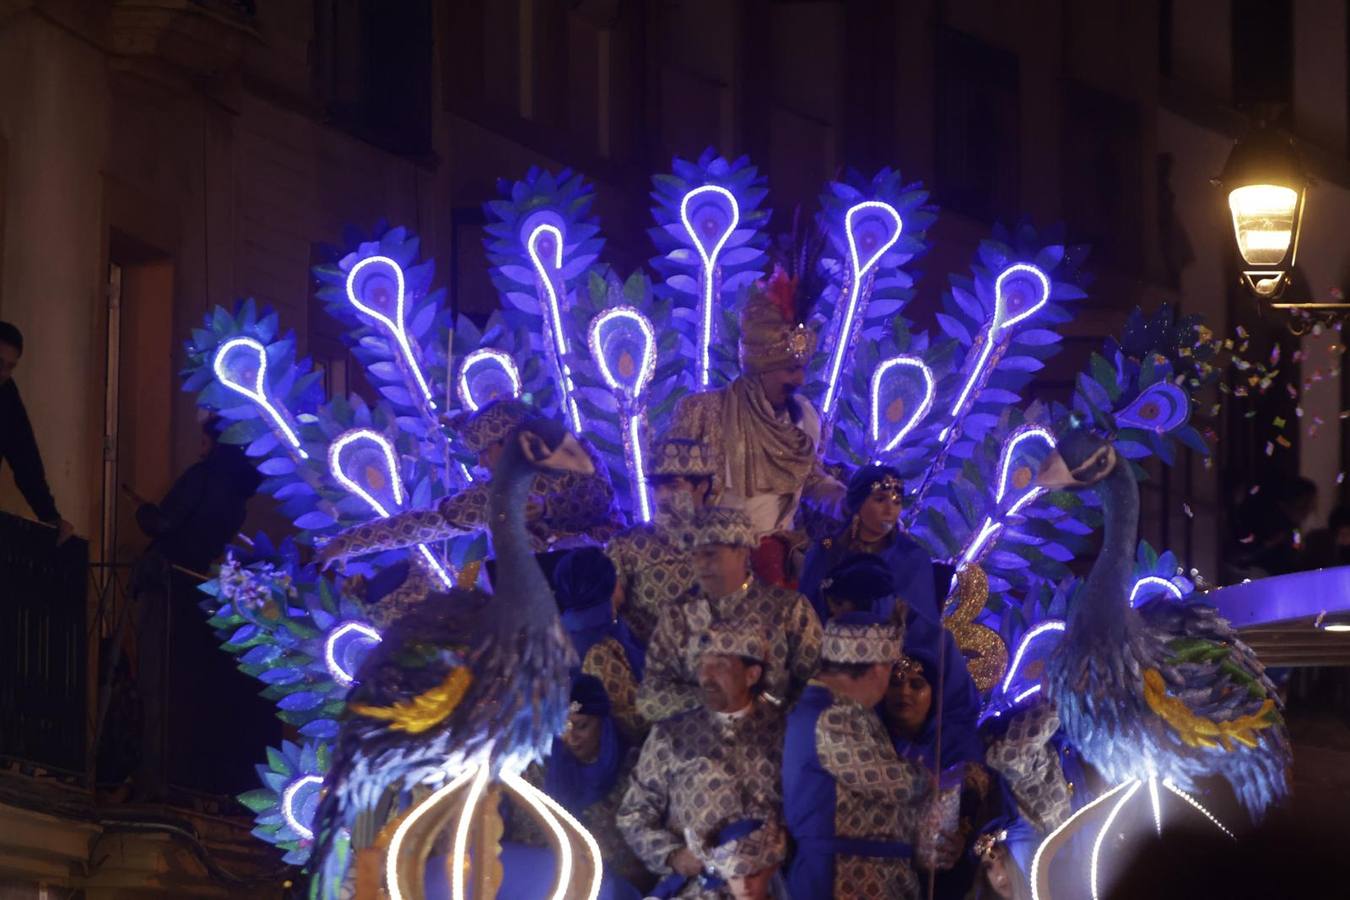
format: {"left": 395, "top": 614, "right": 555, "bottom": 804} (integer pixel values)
{"left": 1228, "top": 184, "right": 1299, "bottom": 267}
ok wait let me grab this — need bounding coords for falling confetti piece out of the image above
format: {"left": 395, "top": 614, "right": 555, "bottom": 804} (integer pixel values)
{"left": 1295, "top": 407, "right": 1304, "bottom": 418}
{"left": 1265, "top": 441, "right": 1274, "bottom": 456}
{"left": 1183, "top": 503, "right": 1194, "bottom": 518}
{"left": 1210, "top": 403, "right": 1222, "bottom": 416}
{"left": 1249, "top": 485, "right": 1261, "bottom": 495}
{"left": 1293, "top": 529, "right": 1302, "bottom": 548}
{"left": 1239, "top": 533, "right": 1255, "bottom": 544}
{"left": 1237, "top": 326, "right": 1249, "bottom": 338}
{"left": 1338, "top": 472, "right": 1345, "bottom": 484}
{"left": 1271, "top": 345, "right": 1281, "bottom": 365}
{"left": 1273, "top": 416, "right": 1286, "bottom": 429}
{"left": 1276, "top": 436, "right": 1292, "bottom": 448}
{"left": 1244, "top": 410, "right": 1256, "bottom": 419}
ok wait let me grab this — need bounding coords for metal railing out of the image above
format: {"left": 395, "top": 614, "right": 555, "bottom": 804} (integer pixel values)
{"left": 0, "top": 512, "right": 88, "bottom": 774}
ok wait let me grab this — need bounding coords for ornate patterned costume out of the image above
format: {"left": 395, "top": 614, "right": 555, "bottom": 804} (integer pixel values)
{"left": 581, "top": 637, "right": 644, "bottom": 744}
{"left": 609, "top": 525, "right": 697, "bottom": 645}
{"left": 783, "top": 613, "right": 934, "bottom": 900}
{"left": 617, "top": 699, "right": 785, "bottom": 896}
{"left": 666, "top": 270, "right": 844, "bottom": 542}
{"left": 668, "top": 384, "right": 843, "bottom": 539}
{"left": 984, "top": 699, "right": 1087, "bottom": 836}
{"left": 638, "top": 579, "right": 821, "bottom": 723}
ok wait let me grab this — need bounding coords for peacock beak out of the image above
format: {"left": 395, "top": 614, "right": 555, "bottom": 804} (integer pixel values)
{"left": 1034, "top": 450, "right": 1079, "bottom": 490}
{"left": 525, "top": 431, "right": 595, "bottom": 476}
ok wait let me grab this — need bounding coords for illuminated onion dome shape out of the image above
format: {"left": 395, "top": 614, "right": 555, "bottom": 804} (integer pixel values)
{"left": 648, "top": 148, "right": 772, "bottom": 391}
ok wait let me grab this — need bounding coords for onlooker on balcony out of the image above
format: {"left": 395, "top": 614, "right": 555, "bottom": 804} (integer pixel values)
{"left": 127, "top": 415, "right": 263, "bottom": 799}
{"left": 0, "top": 321, "right": 73, "bottom": 544}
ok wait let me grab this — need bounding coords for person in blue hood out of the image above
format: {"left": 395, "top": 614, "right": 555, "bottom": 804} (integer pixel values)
{"left": 554, "top": 546, "right": 647, "bottom": 743}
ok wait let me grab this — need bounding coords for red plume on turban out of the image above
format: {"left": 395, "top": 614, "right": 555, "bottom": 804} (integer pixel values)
{"left": 761, "top": 264, "right": 800, "bottom": 326}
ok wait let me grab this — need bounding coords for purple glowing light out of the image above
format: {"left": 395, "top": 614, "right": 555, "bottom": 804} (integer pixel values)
{"left": 457, "top": 348, "right": 522, "bottom": 412}
{"left": 588, "top": 306, "right": 657, "bottom": 523}
{"left": 941, "top": 263, "right": 1052, "bottom": 441}
{"left": 1130, "top": 575, "right": 1184, "bottom": 607}
{"left": 823, "top": 201, "right": 904, "bottom": 418}
{"left": 324, "top": 620, "right": 382, "bottom": 688}
{"left": 345, "top": 256, "right": 437, "bottom": 410}
{"left": 327, "top": 428, "right": 452, "bottom": 588}
{"left": 282, "top": 774, "right": 324, "bottom": 840}
{"left": 1001, "top": 619, "right": 1065, "bottom": 696}
{"left": 213, "top": 337, "right": 308, "bottom": 459}
{"left": 525, "top": 224, "right": 582, "bottom": 430}
{"left": 679, "top": 185, "right": 740, "bottom": 390}
{"left": 869, "top": 355, "right": 934, "bottom": 457}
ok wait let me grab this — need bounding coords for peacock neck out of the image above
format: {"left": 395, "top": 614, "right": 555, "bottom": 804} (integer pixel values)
{"left": 1070, "top": 459, "right": 1140, "bottom": 637}
{"left": 487, "top": 445, "right": 551, "bottom": 623}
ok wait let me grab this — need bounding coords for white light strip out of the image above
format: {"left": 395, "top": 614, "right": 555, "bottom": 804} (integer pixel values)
{"left": 327, "top": 429, "right": 453, "bottom": 589}
{"left": 1130, "top": 576, "right": 1184, "bottom": 607}
{"left": 679, "top": 185, "right": 740, "bottom": 390}
{"left": 345, "top": 256, "right": 436, "bottom": 409}
{"left": 823, "top": 201, "right": 904, "bottom": 418}
{"left": 941, "top": 264, "right": 1052, "bottom": 441}
{"left": 281, "top": 774, "right": 324, "bottom": 840}
{"left": 1001, "top": 620, "right": 1066, "bottom": 694}
{"left": 329, "top": 429, "right": 404, "bottom": 514}
{"left": 385, "top": 765, "right": 478, "bottom": 900}
{"left": 451, "top": 763, "right": 491, "bottom": 900}
{"left": 503, "top": 771, "right": 603, "bottom": 900}
{"left": 526, "top": 224, "right": 582, "bottom": 430}
{"left": 1163, "top": 779, "right": 1234, "bottom": 839}
{"left": 629, "top": 414, "right": 652, "bottom": 523}
{"left": 213, "top": 337, "right": 309, "bottom": 459}
{"left": 457, "top": 348, "right": 522, "bottom": 412}
{"left": 997, "top": 428, "right": 1055, "bottom": 502}
{"left": 1031, "top": 780, "right": 1135, "bottom": 900}
{"left": 323, "top": 621, "right": 382, "bottom": 688}
{"left": 588, "top": 306, "right": 657, "bottom": 397}
{"left": 959, "top": 518, "right": 1002, "bottom": 567}
{"left": 869, "top": 355, "right": 935, "bottom": 455}
{"left": 1012, "top": 685, "right": 1042, "bottom": 704}
{"left": 1148, "top": 775, "right": 1162, "bottom": 836}
{"left": 1090, "top": 780, "right": 1141, "bottom": 900}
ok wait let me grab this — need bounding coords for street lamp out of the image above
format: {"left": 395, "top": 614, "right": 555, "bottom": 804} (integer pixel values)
{"left": 1216, "top": 125, "right": 1307, "bottom": 301}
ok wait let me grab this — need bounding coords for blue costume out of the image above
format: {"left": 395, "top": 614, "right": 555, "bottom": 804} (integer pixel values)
{"left": 798, "top": 465, "right": 938, "bottom": 625}
{"left": 782, "top": 613, "right": 934, "bottom": 899}
{"left": 555, "top": 547, "right": 647, "bottom": 743}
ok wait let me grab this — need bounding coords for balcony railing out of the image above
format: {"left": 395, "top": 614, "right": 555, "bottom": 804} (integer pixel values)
{"left": 0, "top": 512, "right": 88, "bottom": 775}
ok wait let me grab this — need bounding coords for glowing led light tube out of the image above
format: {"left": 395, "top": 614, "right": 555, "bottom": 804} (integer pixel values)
{"left": 345, "top": 256, "right": 437, "bottom": 410}
{"left": 213, "top": 337, "right": 308, "bottom": 459}
{"left": 679, "top": 185, "right": 740, "bottom": 390}
{"left": 526, "top": 224, "right": 582, "bottom": 430}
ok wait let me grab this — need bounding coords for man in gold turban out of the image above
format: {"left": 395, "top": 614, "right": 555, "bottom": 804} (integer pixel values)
{"left": 668, "top": 267, "right": 845, "bottom": 585}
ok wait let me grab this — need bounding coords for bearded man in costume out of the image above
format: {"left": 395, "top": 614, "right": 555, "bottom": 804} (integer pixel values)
{"left": 618, "top": 623, "right": 786, "bottom": 898}
{"left": 668, "top": 267, "right": 845, "bottom": 586}
{"left": 637, "top": 508, "right": 821, "bottom": 723}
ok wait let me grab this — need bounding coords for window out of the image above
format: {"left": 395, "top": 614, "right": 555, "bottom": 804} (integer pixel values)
{"left": 1231, "top": 0, "right": 1292, "bottom": 123}
{"left": 934, "top": 27, "right": 1020, "bottom": 224}
{"left": 313, "top": 0, "right": 433, "bottom": 157}
{"left": 1061, "top": 81, "right": 1143, "bottom": 269}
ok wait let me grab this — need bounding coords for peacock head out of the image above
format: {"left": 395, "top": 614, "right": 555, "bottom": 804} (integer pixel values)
{"left": 512, "top": 417, "right": 595, "bottom": 477}
{"left": 1035, "top": 419, "right": 1118, "bottom": 491}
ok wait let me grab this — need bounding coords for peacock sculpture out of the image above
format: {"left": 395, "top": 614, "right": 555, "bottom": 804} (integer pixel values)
{"left": 309, "top": 417, "right": 602, "bottom": 900}
{"left": 1031, "top": 423, "right": 1291, "bottom": 898}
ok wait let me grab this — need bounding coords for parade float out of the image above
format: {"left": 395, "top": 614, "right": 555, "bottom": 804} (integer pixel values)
{"left": 181, "top": 150, "right": 1292, "bottom": 899}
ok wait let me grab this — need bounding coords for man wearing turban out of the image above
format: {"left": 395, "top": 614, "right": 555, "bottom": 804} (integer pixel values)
{"left": 668, "top": 268, "right": 845, "bottom": 586}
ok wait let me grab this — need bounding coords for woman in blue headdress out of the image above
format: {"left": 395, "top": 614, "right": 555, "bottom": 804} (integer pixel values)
{"left": 553, "top": 546, "right": 648, "bottom": 743}
{"left": 799, "top": 464, "right": 938, "bottom": 625}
